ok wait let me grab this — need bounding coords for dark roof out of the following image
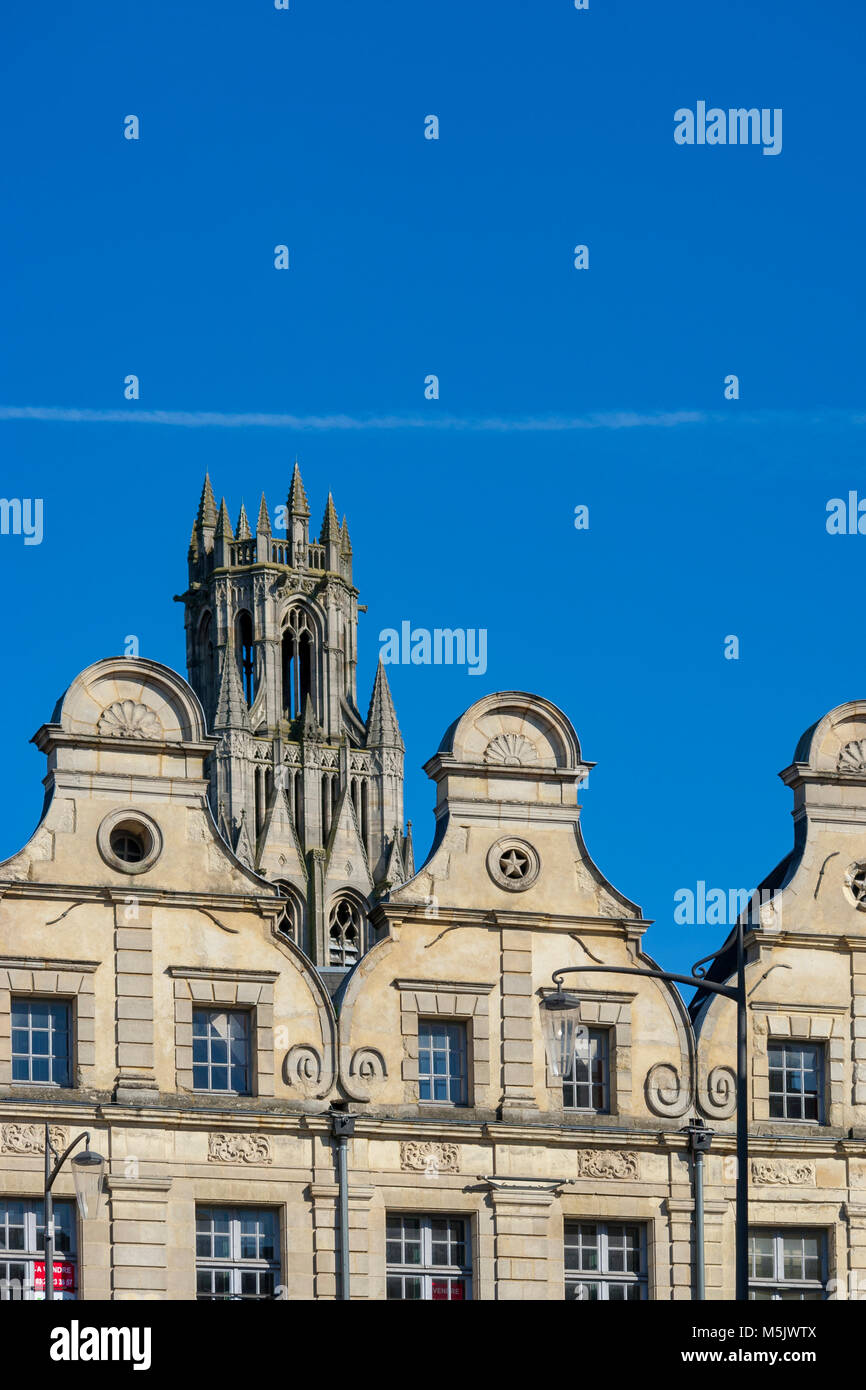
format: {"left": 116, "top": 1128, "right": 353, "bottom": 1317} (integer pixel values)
{"left": 688, "top": 848, "right": 795, "bottom": 1020}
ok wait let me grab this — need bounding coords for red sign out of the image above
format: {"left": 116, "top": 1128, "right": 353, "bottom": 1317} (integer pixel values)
{"left": 33, "top": 1261, "right": 75, "bottom": 1292}
{"left": 432, "top": 1279, "right": 465, "bottom": 1301}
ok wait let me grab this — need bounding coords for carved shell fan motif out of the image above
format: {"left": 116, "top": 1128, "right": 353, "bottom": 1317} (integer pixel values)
{"left": 484, "top": 732, "right": 537, "bottom": 766}
{"left": 97, "top": 700, "right": 162, "bottom": 740}
{"left": 838, "top": 739, "right": 866, "bottom": 774}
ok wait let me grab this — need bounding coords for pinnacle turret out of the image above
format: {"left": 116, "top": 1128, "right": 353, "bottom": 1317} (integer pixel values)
{"left": 213, "top": 644, "right": 251, "bottom": 730}
{"left": 300, "top": 693, "right": 321, "bottom": 742}
{"left": 256, "top": 492, "right": 271, "bottom": 535}
{"left": 215, "top": 498, "right": 234, "bottom": 540}
{"left": 236, "top": 502, "right": 251, "bottom": 541}
{"left": 366, "top": 660, "right": 403, "bottom": 749}
{"left": 288, "top": 461, "right": 310, "bottom": 518}
{"left": 319, "top": 492, "right": 341, "bottom": 545}
{"left": 196, "top": 472, "right": 218, "bottom": 530}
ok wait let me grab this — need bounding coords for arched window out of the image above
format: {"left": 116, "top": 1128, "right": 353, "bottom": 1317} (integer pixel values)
{"left": 274, "top": 880, "right": 303, "bottom": 946}
{"left": 236, "top": 611, "right": 255, "bottom": 707}
{"left": 328, "top": 897, "right": 363, "bottom": 967}
{"left": 293, "top": 772, "right": 304, "bottom": 843}
{"left": 198, "top": 612, "right": 215, "bottom": 715}
{"left": 281, "top": 608, "right": 315, "bottom": 720}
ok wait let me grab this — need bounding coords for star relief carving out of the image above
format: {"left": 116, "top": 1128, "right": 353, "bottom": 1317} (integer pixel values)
{"left": 499, "top": 848, "right": 530, "bottom": 880}
{"left": 487, "top": 836, "right": 540, "bottom": 892}
{"left": 845, "top": 862, "right": 866, "bottom": 909}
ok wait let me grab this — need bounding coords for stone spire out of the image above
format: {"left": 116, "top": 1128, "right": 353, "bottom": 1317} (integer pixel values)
{"left": 288, "top": 462, "right": 310, "bottom": 566}
{"left": 319, "top": 493, "right": 341, "bottom": 544}
{"left": 288, "top": 461, "right": 310, "bottom": 518}
{"left": 320, "top": 492, "right": 341, "bottom": 570}
{"left": 215, "top": 498, "right": 233, "bottom": 540}
{"left": 256, "top": 492, "right": 271, "bottom": 535}
{"left": 194, "top": 473, "right": 218, "bottom": 555}
{"left": 197, "top": 473, "right": 218, "bottom": 529}
{"left": 366, "top": 661, "right": 403, "bottom": 748}
{"left": 214, "top": 497, "right": 234, "bottom": 567}
{"left": 236, "top": 502, "right": 251, "bottom": 540}
{"left": 300, "top": 692, "right": 321, "bottom": 742}
{"left": 214, "top": 644, "right": 251, "bottom": 731}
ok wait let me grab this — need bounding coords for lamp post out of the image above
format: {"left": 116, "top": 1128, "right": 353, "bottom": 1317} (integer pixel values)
{"left": 683, "top": 1118, "right": 715, "bottom": 1301}
{"left": 43, "top": 1124, "right": 106, "bottom": 1302}
{"left": 540, "top": 918, "right": 749, "bottom": 1301}
{"left": 328, "top": 1109, "right": 355, "bottom": 1302}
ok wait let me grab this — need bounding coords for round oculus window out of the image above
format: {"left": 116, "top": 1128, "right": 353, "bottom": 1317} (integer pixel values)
{"left": 844, "top": 862, "right": 866, "bottom": 911}
{"left": 486, "top": 836, "right": 540, "bottom": 892}
{"left": 97, "top": 810, "right": 162, "bottom": 875}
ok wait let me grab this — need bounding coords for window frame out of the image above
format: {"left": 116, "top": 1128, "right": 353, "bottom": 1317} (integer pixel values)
{"left": 768, "top": 1040, "right": 824, "bottom": 1122}
{"left": 385, "top": 1213, "right": 472, "bottom": 1301}
{"left": 10, "top": 995, "right": 73, "bottom": 1088}
{"left": 195, "top": 1205, "right": 281, "bottom": 1301}
{"left": 192, "top": 1006, "right": 253, "bottom": 1096}
{"left": 417, "top": 1017, "right": 470, "bottom": 1107}
{"left": 564, "top": 1220, "right": 648, "bottom": 1301}
{"left": 562, "top": 1026, "right": 610, "bottom": 1113}
{"left": 748, "top": 1227, "right": 828, "bottom": 1300}
{"left": 0, "top": 1198, "right": 77, "bottom": 1301}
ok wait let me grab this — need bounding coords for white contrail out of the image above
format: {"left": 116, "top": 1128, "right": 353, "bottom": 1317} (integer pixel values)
{"left": 0, "top": 404, "right": 861, "bottom": 431}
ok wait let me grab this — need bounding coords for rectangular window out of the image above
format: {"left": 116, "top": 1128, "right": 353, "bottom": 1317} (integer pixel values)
{"left": 768, "top": 1041, "right": 823, "bottom": 1121}
{"left": 11, "top": 998, "right": 72, "bottom": 1086}
{"left": 563, "top": 1029, "right": 609, "bottom": 1112}
{"left": 418, "top": 1020, "right": 468, "bottom": 1105}
{"left": 564, "top": 1221, "right": 647, "bottom": 1300}
{"left": 192, "top": 1009, "right": 251, "bottom": 1094}
{"left": 749, "top": 1229, "right": 827, "bottom": 1300}
{"left": 195, "top": 1207, "right": 280, "bottom": 1300}
{"left": 0, "top": 1199, "right": 76, "bottom": 1300}
{"left": 386, "top": 1215, "right": 471, "bottom": 1300}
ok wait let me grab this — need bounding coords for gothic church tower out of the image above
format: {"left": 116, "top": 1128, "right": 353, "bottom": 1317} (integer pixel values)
{"left": 177, "top": 463, "right": 412, "bottom": 978}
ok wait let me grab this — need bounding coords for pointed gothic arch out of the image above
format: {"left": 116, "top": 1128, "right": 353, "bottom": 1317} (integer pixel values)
{"left": 235, "top": 609, "right": 256, "bottom": 708}
{"left": 274, "top": 879, "right": 306, "bottom": 951}
{"left": 198, "top": 611, "right": 215, "bottom": 717}
{"left": 280, "top": 604, "right": 319, "bottom": 721}
{"left": 327, "top": 891, "right": 368, "bottom": 967}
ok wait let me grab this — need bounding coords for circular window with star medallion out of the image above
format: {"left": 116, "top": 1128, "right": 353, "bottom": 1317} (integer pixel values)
{"left": 486, "top": 836, "right": 541, "bottom": 892}
{"left": 844, "top": 862, "right": 866, "bottom": 911}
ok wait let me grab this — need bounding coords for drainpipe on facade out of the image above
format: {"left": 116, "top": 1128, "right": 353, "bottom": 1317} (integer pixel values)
{"left": 329, "top": 1108, "right": 356, "bottom": 1300}
{"left": 684, "top": 1118, "right": 715, "bottom": 1300}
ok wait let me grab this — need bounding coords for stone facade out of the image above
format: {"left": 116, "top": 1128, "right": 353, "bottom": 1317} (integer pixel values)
{"left": 0, "top": 478, "right": 864, "bottom": 1301}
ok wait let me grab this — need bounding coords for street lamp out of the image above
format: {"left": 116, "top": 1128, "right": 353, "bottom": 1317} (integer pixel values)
{"left": 540, "top": 918, "right": 750, "bottom": 1301}
{"left": 539, "top": 987, "right": 585, "bottom": 1079}
{"left": 43, "top": 1125, "right": 105, "bottom": 1301}
{"left": 329, "top": 1108, "right": 355, "bottom": 1302}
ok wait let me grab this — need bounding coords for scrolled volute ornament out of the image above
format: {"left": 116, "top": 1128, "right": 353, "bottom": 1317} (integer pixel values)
{"left": 284, "top": 1044, "right": 326, "bottom": 1098}
{"left": 698, "top": 1064, "right": 737, "bottom": 1119}
{"left": 645, "top": 1061, "right": 693, "bottom": 1118}
{"left": 341, "top": 1046, "right": 388, "bottom": 1100}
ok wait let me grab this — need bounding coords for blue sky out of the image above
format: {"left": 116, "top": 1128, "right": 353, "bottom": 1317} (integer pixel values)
{"left": 1, "top": 1, "right": 864, "bottom": 984}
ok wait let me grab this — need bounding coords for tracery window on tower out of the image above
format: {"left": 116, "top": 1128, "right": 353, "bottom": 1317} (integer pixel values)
{"left": 328, "top": 895, "right": 363, "bottom": 967}
{"left": 236, "top": 610, "right": 255, "bottom": 708}
{"left": 350, "top": 776, "right": 370, "bottom": 854}
{"left": 281, "top": 607, "right": 315, "bottom": 721}
{"left": 274, "top": 880, "right": 303, "bottom": 945}
{"left": 198, "top": 611, "right": 215, "bottom": 714}
{"left": 254, "top": 763, "right": 273, "bottom": 836}
{"left": 321, "top": 772, "right": 338, "bottom": 843}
